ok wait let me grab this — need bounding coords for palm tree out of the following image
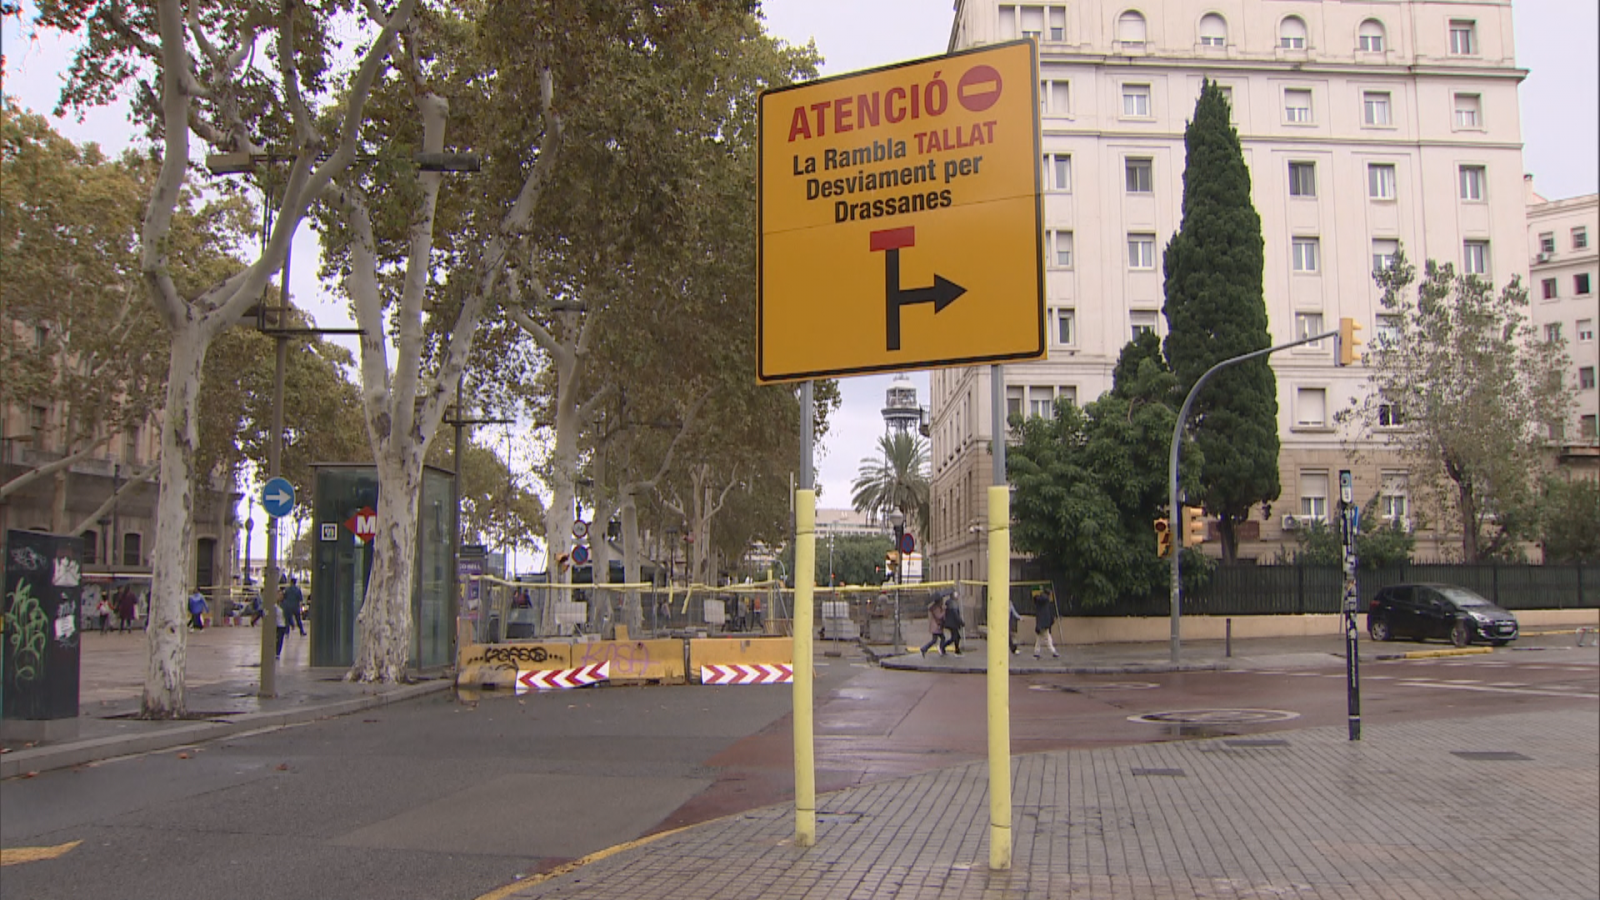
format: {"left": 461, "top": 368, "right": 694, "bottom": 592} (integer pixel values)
{"left": 851, "top": 432, "right": 931, "bottom": 536}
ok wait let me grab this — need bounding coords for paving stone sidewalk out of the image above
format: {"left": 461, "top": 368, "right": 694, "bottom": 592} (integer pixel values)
{"left": 497, "top": 708, "right": 1600, "bottom": 900}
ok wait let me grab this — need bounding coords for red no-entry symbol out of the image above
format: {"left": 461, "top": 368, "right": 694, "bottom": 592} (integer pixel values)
{"left": 958, "top": 64, "right": 1003, "bottom": 113}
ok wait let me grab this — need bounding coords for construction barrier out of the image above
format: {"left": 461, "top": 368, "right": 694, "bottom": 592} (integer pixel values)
{"left": 688, "top": 637, "right": 792, "bottom": 684}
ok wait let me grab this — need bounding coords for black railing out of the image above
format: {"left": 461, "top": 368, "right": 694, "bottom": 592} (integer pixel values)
{"left": 1051, "top": 563, "right": 1599, "bottom": 617}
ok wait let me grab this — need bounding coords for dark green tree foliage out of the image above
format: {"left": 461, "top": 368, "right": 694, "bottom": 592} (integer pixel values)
{"left": 1538, "top": 477, "right": 1600, "bottom": 564}
{"left": 1162, "top": 80, "right": 1278, "bottom": 562}
{"left": 1008, "top": 334, "right": 1199, "bottom": 607}
{"left": 1288, "top": 496, "right": 1416, "bottom": 568}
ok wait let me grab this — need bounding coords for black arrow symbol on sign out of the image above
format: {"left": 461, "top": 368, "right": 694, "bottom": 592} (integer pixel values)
{"left": 875, "top": 227, "right": 966, "bottom": 352}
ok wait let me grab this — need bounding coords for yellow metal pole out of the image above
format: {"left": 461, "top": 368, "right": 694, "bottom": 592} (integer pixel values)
{"left": 793, "top": 488, "right": 817, "bottom": 847}
{"left": 987, "top": 485, "right": 1012, "bottom": 870}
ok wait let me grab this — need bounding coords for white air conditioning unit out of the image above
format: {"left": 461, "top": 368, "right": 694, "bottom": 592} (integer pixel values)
{"left": 1535, "top": 251, "right": 1552, "bottom": 263}
{"left": 1281, "top": 514, "right": 1301, "bottom": 531}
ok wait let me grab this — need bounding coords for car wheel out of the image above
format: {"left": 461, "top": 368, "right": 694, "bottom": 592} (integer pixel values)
{"left": 1369, "top": 617, "right": 1392, "bottom": 642}
{"left": 1451, "top": 619, "right": 1471, "bottom": 648}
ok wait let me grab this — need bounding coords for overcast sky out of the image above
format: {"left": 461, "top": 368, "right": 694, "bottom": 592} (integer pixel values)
{"left": 4, "top": 0, "right": 1597, "bottom": 528}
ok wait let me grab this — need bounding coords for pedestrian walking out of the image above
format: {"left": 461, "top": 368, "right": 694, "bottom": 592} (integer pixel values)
{"left": 187, "top": 588, "right": 208, "bottom": 631}
{"left": 941, "top": 591, "right": 965, "bottom": 656}
{"left": 95, "top": 594, "right": 111, "bottom": 634}
{"left": 284, "top": 576, "right": 306, "bottom": 636}
{"left": 275, "top": 587, "right": 293, "bottom": 659}
{"left": 248, "top": 590, "right": 264, "bottom": 627}
{"left": 920, "top": 594, "right": 947, "bottom": 657}
{"left": 1008, "top": 597, "right": 1021, "bottom": 654}
{"left": 116, "top": 587, "right": 137, "bottom": 632}
{"left": 1033, "top": 586, "right": 1060, "bottom": 659}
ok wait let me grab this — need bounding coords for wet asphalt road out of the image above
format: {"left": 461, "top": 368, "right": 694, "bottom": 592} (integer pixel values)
{"left": 1, "top": 644, "right": 1594, "bottom": 900}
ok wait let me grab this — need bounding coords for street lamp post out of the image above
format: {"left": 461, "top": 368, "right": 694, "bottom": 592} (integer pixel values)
{"left": 889, "top": 508, "right": 905, "bottom": 654}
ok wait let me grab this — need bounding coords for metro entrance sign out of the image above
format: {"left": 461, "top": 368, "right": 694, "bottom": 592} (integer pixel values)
{"left": 757, "top": 40, "right": 1044, "bottom": 383}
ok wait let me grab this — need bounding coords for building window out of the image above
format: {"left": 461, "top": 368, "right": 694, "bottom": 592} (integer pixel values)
{"left": 1300, "top": 471, "right": 1329, "bottom": 521}
{"left": 1578, "top": 319, "right": 1595, "bottom": 342}
{"left": 1580, "top": 367, "right": 1597, "bottom": 390}
{"left": 1582, "top": 415, "right": 1599, "bottom": 441}
{"left": 1288, "top": 162, "right": 1316, "bottom": 197}
{"left": 1001, "top": 5, "right": 1068, "bottom": 42}
{"left": 1125, "top": 157, "right": 1153, "bottom": 193}
{"left": 34, "top": 324, "right": 50, "bottom": 348}
{"left": 1449, "top": 19, "right": 1477, "bottom": 56}
{"left": 1058, "top": 386, "right": 1078, "bottom": 406}
{"left": 1006, "top": 385, "right": 1024, "bottom": 418}
{"left": 1378, "top": 402, "right": 1406, "bottom": 427}
{"left": 1380, "top": 474, "right": 1408, "bottom": 522}
{"left": 1577, "top": 273, "right": 1593, "bottom": 295}
{"left": 29, "top": 405, "right": 49, "bottom": 451}
{"left": 1047, "top": 230, "right": 1074, "bottom": 268}
{"left": 1363, "top": 91, "right": 1391, "bottom": 126}
{"left": 1292, "top": 237, "right": 1320, "bottom": 273}
{"left": 1463, "top": 240, "right": 1489, "bottom": 276}
{"left": 1539, "top": 232, "right": 1556, "bottom": 254}
{"left": 1359, "top": 19, "right": 1386, "bottom": 52}
{"left": 1040, "top": 80, "right": 1072, "bottom": 116}
{"left": 1453, "top": 94, "right": 1481, "bottom": 128}
{"left": 1199, "top": 13, "right": 1227, "bottom": 47}
{"left": 122, "top": 533, "right": 142, "bottom": 567}
{"left": 1296, "top": 312, "right": 1325, "bottom": 347}
{"left": 1458, "top": 165, "right": 1485, "bottom": 201}
{"left": 1056, "top": 308, "right": 1075, "bottom": 345}
{"left": 1297, "top": 387, "right": 1327, "bottom": 427}
{"left": 1367, "top": 163, "right": 1396, "bottom": 200}
{"left": 1122, "top": 83, "right": 1151, "bottom": 117}
{"left": 1284, "top": 89, "right": 1312, "bottom": 123}
{"left": 1043, "top": 153, "right": 1072, "bottom": 191}
{"left": 1372, "top": 239, "right": 1399, "bottom": 275}
{"left": 1117, "top": 10, "right": 1147, "bottom": 45}
{"left": 1029, "top": 386, "right": 1059, "bottom": 418}
{"left": 1575, "top": 227, "right": 1589, "bottom": 250}
{"left": 1545, "top": 323, "right": 1563, "bottom": 343}
{"left": 1542, "top": 278, "right": 1559, "bottom": 299}
{"left": 1280, "top": 16, "right": 1307, "bottom": 50}
{"left": 1130, "top": 310, "right": 1159, "bottom": 340}
{"left": 82, "top": 531, "right": 98, "bottom": 565}
{"left": 1376, "top": 314, "right": 1400, "bottom": 348}
{"left": 1128, "top": 233, "right": 1156, "bottom": 269}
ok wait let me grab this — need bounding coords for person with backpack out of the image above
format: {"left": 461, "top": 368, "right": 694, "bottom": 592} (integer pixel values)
{"left": 940, "top": 591, "right": 965, "bottom": 656}
{"left": 186, "top": 589, "right": 209, "bottom": 631}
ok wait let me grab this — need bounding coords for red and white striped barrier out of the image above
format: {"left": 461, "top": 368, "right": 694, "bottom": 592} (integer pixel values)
{"left": 515, "top": 662, "right": 610, "bottom": 693}
{"left": 700, "top": 663, "right": 793, "bottom": 685}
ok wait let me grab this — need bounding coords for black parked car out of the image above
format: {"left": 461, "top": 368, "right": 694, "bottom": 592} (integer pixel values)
{"left": 1367, "top": 583, "right": 1519, "bottom": 647}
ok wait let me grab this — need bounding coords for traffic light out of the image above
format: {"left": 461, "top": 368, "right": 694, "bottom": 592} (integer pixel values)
{"left": 1182, "top": 506, "right": 1207, "bottom": 547}
{"left": 1337, "top": 317, "right": 1363, "bottom": 366}
{"left": 1154, "top": 518, "right": 1172, "bottom": 558}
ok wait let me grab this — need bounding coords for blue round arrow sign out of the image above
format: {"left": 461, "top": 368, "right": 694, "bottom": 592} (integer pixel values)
{"left": 261, "top": 477, "right": 296, "bottom": 519}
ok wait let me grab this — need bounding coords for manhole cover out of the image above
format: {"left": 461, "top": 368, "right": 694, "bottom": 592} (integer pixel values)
{"left": 1029, "top": 681, "right": 1159, "bottom": 693}
{"left": 1130, "top": 709, "right": 1300, "bottom": 726}
{"left": 1451, "top": 751, "right": 1531, "bottom": 761}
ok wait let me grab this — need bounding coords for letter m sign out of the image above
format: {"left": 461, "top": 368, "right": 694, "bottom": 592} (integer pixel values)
{"left": 344, "top": 505, "right": 379, "bottom": 543}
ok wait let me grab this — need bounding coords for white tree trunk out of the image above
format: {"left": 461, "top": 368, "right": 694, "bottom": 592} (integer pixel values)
{"left": 350, "top": 452, "right": 422, "bottom": 682}
{"left": 543, "top": 389, "right": 578, "bottom": 631}
{"left": 142, "top": 327, "right": 206, "bottom": 718}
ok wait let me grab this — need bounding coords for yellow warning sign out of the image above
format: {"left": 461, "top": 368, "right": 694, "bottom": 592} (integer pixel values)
{"left": 757, "top": 40, "right": 1044, "bottom": 384}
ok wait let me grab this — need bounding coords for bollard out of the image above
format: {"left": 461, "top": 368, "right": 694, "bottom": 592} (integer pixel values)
{"left": 1225, "top": 617, "right": 1232, "bottom": 658}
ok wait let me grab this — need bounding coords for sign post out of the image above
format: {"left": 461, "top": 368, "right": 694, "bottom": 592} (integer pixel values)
{"left": 758, "top": 40, "right": 1040, "bottom": 869}
{"left": 1339, "top": 469, "right": 1362, "bottom": 741}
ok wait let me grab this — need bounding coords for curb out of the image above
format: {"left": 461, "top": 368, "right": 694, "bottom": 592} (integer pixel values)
{"left": 878, "top": 658, "right": 1228, "bottom": 675}
{"left": 0, "top": 680, "right": 450, "bottom": 780}
{"left": 1373, "top": 646, "right": 1495, "bottom": 661}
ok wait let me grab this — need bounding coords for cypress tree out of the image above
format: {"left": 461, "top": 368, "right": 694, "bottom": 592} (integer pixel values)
{"left": 1161, "top": 79, "right": 1279, "bottom": 562}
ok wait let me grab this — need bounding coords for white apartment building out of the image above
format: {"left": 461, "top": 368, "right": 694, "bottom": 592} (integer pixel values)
{"left": 1525, "top": 181, "right": 1600, "bottom": 476}
{"left": 928, "top": 0, "right": 1531, "bottom": 581}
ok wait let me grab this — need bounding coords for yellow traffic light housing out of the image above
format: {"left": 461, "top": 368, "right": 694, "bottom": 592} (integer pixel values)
{"left": 1337, "top": 317, "right": 1363, "bottom": 366}
{"left": 1182, "top": 506, "right": 1206, "bottom": 547}
{"left": 1154, "top": 518, "right": 1172, "bottom": 558}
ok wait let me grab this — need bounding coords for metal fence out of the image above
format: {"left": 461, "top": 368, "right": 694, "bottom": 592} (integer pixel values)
{"left": 466, "top": 579, "right": 795, "bottom": 643}
{"left": 1051, "top": 564, "right": 1600, "bottom": 618}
